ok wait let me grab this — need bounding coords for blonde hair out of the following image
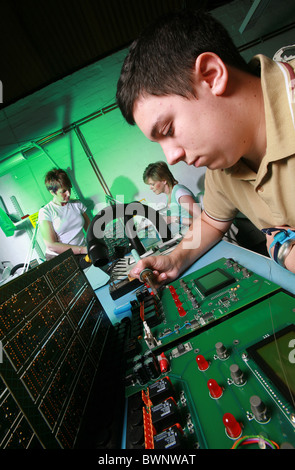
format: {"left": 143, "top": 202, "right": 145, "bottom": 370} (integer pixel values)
{"left": 143, "top": 161, "right": 177, "bottom": 189}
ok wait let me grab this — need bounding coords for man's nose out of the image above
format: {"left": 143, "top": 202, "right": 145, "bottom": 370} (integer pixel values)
{"left": 161, "top": 142, "right": 185, "bottom": 165}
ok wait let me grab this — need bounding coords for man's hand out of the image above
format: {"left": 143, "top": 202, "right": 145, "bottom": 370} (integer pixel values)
{"left": 130, "top": 211, "right": 232, "bottom": 286}
{"left": 130, "top": 253, "right": 182, "bottom": 288}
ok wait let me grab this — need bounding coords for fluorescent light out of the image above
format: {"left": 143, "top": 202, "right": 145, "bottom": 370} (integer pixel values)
{"left": 0, "top": 152, "right": 26, "bottom": 176}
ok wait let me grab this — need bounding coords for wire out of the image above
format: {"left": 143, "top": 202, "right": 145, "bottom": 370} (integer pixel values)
{"left": 159, "top": 322, "right": 192, "bottom": 339}
{"left": 231, "top": 435, "right": 279, "bottom": 449}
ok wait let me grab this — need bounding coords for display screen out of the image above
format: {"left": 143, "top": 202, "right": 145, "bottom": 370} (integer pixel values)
{"left": 247, "top": 325, "right": 295, "bottom": 406}
{"left": 194, "top": 268, "right": 236, "bottom": 297}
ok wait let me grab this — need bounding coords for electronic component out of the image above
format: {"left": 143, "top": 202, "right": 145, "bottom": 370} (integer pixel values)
{"left": 148, "top": 377, "right": 174, "bottom": 405}
{"left": 249, "top": 395, "right": 270, "bottom": 423}
{"left": 153, "top": 425, "right": 182, "bottom": 449}
{"left": 158, "top": 352, "right": 169, "bottom": 373}
{"left": 151, "top": 398, "right": 179, "bottom": 432}
{"left": 246, "top": 324, "right": 295, "bottom": 406}
{"left": 144, "top": 355, "right": 161, "bottom": 380}
{"left": 143, "top": 321, "right": 162, "bottom": 349}
{"left": 140, "top": 269, "right": 160, "bottom": 301}
{"left": 129, "top": 258, "right": 281, "bottom": 351}
{"left": 124, "top": 288, "right": 295, "bottom": 449}
{"left": 215, "top": 341, "right": 229, "bottom": 360}
{"left": 201, "top": 311, "right": 214, "bottom": 323}
{"left": 223, "top": 413, "right": 242, "bottom": 439}
{"left": 132, "top": 349, "right": 162, "bottom": 385}
{"left": 196, "top": 354, "right": 209, "bottom": 371}
{"left": 171, "top": 342, "right": 193, "bottom": 358}
{"left": 3, "top": 253, "right": 295, "bottom": 450}
{"left": 229, "top": 364, "right": 246, "bottom": 386}
{"left": 207, "top": 379, "right": 223, "bottom": 399}
{"left": 109, "top": 276, "right": 141, "bottom": 300}
{"left": 194, "top": 268, "right": 236, "bottom": 297}
{"left": 131, "top": 249, "right": 160, "bottom": 300}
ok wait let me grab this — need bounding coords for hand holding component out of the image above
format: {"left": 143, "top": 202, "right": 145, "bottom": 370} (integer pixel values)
{"left": 130, "top": 250, "right": 180, "bottom": 288}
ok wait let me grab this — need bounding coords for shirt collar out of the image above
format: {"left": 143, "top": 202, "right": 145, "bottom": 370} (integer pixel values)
{"left": 225, "top": 54, "right": 295, "bottom": 182}
{"left": 254, "top": 54, "right": 295, "bottom": 163}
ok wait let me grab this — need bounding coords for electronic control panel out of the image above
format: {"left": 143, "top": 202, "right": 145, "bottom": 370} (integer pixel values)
{"left": 126, "top": 258, "right": 281, "bottom": 354}
{"left": 1, "top": 253, "right": 295, "bottom": 450}
{"left": 123, "top": 259, "right": 295, "bottom": 450}
{"left": 0, "top": 251, "right": 114, "bottom": 449}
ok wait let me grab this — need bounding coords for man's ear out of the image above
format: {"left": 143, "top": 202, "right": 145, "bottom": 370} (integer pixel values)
{"left": 194, "top": 52, "right": 228, "bottom": 96}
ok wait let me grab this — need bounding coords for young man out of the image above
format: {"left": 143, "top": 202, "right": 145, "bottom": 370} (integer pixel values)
{"left": 116, "top": 9, "right": 295, "bottom": 283}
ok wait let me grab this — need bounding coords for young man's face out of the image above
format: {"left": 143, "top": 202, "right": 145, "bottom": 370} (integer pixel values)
{"left": 51, "top": 186, "right": 71, "bottom": 205}
{"left": 133, "top": 90, "right": 248, "bottom": 171}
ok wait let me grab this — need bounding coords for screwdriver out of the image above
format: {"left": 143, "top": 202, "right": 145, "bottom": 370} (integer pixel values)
{"left": 131, "top": 249, "right": 160, "bottom": 300}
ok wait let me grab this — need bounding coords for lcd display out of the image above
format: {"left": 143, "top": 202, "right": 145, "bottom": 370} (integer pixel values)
{"left": 194, "top": 268, "right": 236, "bottom": 297}
{"left": 247, "top": 325, "right": 295, "bottom": 406}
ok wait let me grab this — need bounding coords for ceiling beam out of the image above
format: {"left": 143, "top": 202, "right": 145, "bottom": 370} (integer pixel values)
{"left": 239, "top": 0, "right": 272, "bottom": 34}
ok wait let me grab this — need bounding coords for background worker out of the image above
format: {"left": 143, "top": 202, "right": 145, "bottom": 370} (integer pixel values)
{"left": 143, "top": 161, "right": 201, "bottom": 236}
{"left": 38, "top": 168, "right": 90, "bottom": 264}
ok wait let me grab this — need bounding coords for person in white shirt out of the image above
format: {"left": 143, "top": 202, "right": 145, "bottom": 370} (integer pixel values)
{"left": 38, "top": 168, "right": 91, "bottom": 261}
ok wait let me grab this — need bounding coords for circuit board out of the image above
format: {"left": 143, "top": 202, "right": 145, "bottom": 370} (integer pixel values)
{"left": 128, "top": 258, "right": 281, "bottom": 354}
{"left": 1, "top": 251, "right": 294, "bottom": 450}
{"left": 124, "top": 290, "right": 295, "bottom": 449}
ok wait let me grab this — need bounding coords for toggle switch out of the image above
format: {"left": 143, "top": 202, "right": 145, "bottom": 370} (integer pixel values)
{"left": 215, "top": 342, "right": 229, "bottom": 360}
{"left": 230, "top": 364, "right": 245, "bottom": 385}
{"left": 250, "top": 395, "right": 270, "bottom": 423}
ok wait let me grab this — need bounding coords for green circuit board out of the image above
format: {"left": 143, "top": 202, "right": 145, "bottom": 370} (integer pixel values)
{"left": 125, "top": 290, "right": 295, "bottom": 449}
{"left": 130, "top": 258, "right": 281, "bottom": 353}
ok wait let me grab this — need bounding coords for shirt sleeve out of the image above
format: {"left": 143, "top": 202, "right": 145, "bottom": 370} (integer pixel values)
{"left": 38, "top": 205, "right": 51, "bottom": 223}
{"left": 76, "top": 201, "right": 87, "bottom": 214}
{"left": 203, "top": 170, "right": 238, "bottom": 221}
{"left": 174, "top": 186, "right": 194, "bottom": 203}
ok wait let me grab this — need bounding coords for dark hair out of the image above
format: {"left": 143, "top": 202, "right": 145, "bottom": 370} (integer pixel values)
{"left": 44, "top": 168, "right": 72, "bottom": 193}
{"left": 116, "top": 9, "right": 250, "bottom": 125}
{"left": 143, "top": 161, "right": 177, "bottom": 188}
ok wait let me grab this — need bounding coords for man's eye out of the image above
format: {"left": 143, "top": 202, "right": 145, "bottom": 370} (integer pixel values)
{"left": 164, "top": 125, "right": 173, "bottom": 137}
{"left": 161, "top": 122, "right": 173, "bottom": 137}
